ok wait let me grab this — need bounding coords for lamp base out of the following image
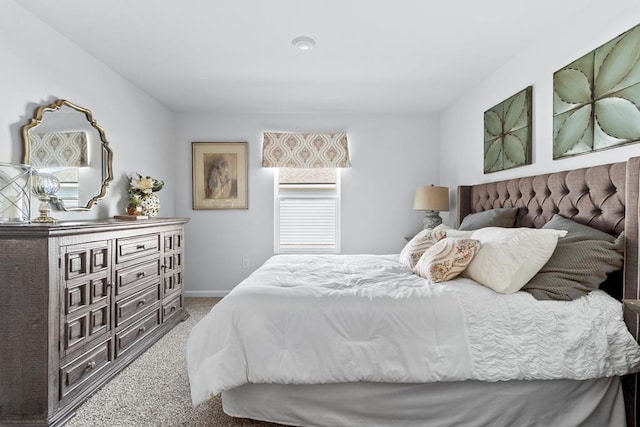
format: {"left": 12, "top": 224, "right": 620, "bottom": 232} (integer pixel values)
{"left": 32, "top": 196, "right": 57, "bottom": 223}
{"left": 423, "top": 211, "right": 442, "bottom": 229}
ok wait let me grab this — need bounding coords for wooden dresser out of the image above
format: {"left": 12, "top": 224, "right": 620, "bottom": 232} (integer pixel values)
{"left": 0, "top": 217, "right": 189, "bottom": 426}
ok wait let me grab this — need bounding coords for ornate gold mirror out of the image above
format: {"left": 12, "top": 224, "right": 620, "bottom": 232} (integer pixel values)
{"left": 22, "top": 99, "right": 113, "bottom": 211}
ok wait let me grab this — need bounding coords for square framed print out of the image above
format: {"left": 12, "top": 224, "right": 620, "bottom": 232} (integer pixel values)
{"left": 192, "top": 142, "right": 248, "bottom": 209}
{"left": 483, "top": 86, "right": 532, "bottom": 173}
{"left": 553, "top": 23, "right": 640, "bottom": 159}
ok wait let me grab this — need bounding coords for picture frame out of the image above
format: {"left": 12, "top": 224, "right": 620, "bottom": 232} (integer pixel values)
{"left": 553, "top": 23, "right": 640, "bottom": 159}
{"left": 483, "top": 86, "right": 533, "bottom": 174}
{"left": 192, "top": 142, "right": 248, "bottom": 209}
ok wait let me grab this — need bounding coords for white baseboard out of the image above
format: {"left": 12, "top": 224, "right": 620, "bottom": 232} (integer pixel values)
{"left": 184, "top": 290, "right": 230, "bottom": 298}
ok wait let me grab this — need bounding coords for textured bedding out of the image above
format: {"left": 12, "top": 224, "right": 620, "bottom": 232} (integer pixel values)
{"left": 186, "top": 254, "right": 640, "bottom": 406}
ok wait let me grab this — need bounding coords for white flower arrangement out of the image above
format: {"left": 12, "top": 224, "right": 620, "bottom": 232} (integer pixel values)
{"left": 129, "top": 173, "right": 164, "bottom": 198}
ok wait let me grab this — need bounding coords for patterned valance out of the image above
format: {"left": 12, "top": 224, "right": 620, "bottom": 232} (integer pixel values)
{"left": 262, "top": 132, "right": 351, "bottom": 168}
{"left": 30, "top": 132, "right": 88, "bottom": 168}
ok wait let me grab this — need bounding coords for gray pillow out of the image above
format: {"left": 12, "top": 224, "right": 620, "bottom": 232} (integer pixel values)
{"left": 522, "top": 214, "right": 624, "bottom": 301}
{"left": 458, "top": 207, "right": 518, "bottom": 231}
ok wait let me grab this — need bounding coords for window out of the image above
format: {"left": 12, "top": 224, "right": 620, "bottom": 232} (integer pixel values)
{"left": 274, "top": 168, "right": 340, "bottom": 253}
{"left": 262, "top": 132, "right": 350, "bottom": 254}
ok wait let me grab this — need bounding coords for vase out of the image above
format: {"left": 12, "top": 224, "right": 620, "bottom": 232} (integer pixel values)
{"left": 126, "top": 204, "right": 143, "bottom": 216}
{"left": 140, "top": 193, "right": 160, "bottom": 217}
{"left": 31, "top": 172, "right": 60, "bottom": 223}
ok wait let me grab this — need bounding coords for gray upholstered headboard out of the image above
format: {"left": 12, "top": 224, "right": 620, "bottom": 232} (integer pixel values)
{"left": 457, "top": 157, "right": 640, "bottom": 426}
{"left": 457, "top": 161, "right": 627, "bottom": 234}
{"left": 457, "top": 157, "right": 639, "bottom": 317}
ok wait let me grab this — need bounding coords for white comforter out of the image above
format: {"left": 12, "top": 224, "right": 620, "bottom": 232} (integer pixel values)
{"left": 186, "top": 254, "right": 640, "bottom": 406}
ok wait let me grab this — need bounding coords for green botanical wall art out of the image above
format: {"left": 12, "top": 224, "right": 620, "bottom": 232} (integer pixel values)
{"left": 484, "top": 86, "right": 532, "bottom": 174}
{"left": 553, "top": 23, "right": 640, "bottom": 159}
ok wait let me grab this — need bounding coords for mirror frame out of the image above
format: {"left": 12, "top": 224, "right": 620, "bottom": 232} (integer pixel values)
{"left": 22, "top": 99, "right": 114, "bottom": 211}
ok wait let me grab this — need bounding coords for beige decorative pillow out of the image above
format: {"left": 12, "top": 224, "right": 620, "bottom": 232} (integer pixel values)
{"left": 399, "top": 228, "right": 447, "bottom": 269}
{"left": 413, "top": 238, "right": 481, "bottom": 282}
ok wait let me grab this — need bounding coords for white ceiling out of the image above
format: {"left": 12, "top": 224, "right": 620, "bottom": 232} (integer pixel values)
{"left": 15, "top": 0, "right": 631, "bottom": 114}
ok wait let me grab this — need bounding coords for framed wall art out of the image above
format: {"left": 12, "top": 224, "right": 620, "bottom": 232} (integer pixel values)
{"left": 553, "top": 23, "right": 640, "bottom": 159}
{"left": 192, "top": 142, "right": 248, "bottom": 209}
{"left": 483, "top": 86, "right": 533, "bottom": 173}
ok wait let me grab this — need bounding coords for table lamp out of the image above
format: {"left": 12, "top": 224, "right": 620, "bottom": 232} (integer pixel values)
{"left": 413, "top": 185, "right": 449, "bottom": 229}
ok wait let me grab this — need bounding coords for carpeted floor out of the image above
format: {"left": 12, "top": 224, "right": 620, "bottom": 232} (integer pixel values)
{"left": 63, "top": 298, "right": 283, "bottom": 427}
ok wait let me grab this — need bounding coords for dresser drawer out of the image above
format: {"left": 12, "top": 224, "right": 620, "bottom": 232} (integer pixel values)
{"left": 60, "top": 338, "right": 112, "bottom": 399}
{"left": 115, "top": 259, "right": 160, "bottom": 297}
{"left": 115, "top": 308, "right": 161, "bottom": 357}
{"left": 116, "top": 233, "right": 160, "bottom": 264}
{"left": 115, "top": 284, "right": 161, "bottom": 327}
{"left": 162, "top": 294, "right": 183, "bottom": 323}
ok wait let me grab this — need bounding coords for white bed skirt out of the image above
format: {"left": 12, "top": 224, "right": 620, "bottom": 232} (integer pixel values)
{"left": 222, "top": 377, "right": 626, "bottom": 427}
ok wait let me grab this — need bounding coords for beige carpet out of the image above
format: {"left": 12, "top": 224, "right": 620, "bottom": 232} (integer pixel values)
{"left": 64, "top": 298, "right": 283, "bottom": 427}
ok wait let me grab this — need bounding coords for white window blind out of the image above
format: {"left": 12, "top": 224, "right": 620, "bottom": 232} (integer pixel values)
{"left": 274, "top": 168, "right": 340, "bottom": 253}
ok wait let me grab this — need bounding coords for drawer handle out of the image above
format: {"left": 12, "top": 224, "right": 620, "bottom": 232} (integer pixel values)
{"left": 136, "top": 244, "right": 146, "bottom": 250}
{"left": 170, "top": 306, "right": 176, "bottom": 312}
{"left": 137, "top": 272, "right": 146, "bottom": 278}
{"left": 138, "top": 326, "right": 146, "bottom": 334}
{"left": 86, "top": 360, "right": 97, "bottom": 370}
{"left": 137, "top": 300, "right": 145, "bottom": 307}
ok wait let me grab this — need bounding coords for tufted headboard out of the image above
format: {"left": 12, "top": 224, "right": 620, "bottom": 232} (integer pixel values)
{"left": 457, "top": 162, "right": 627, "bottom": 234}
{"left": 457, "top": 157, "right": 639, "bottom": 317}
{"left": 457, "top": 157, "right": 640, "bottom": 426}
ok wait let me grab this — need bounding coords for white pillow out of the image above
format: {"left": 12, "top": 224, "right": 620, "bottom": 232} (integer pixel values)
{"left": 463, "top": 227, "right": 567, "bottom": 294}
{"left": 432, "top": 224, "right": 475, "bottom": 238}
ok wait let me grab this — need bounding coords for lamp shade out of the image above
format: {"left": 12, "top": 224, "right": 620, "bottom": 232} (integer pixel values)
{"left": 413, "top": 185, "right": 449, "bottom": 212}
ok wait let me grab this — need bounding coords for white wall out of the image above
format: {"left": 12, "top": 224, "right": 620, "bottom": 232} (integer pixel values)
{"left": 174, "top": 113, "right": 438, "bottom": 295}
{"left": 0, "top": 1, "right": 176, "bottom": 220}
{"left": 6, "top": 0, "right": 638, "bottom": 298}
{"left": 0, "top": 2, "right": 438, "bottom": 296}
{"left": 439, "top": 4, "right": 640, "bottom": 224}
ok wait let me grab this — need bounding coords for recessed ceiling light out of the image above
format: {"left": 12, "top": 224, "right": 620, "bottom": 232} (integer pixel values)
{"left": 292, "top": 36, "right": 316, "bottom": 51}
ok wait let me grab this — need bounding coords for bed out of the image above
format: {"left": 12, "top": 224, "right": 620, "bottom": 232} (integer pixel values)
{"left": 186, "top": 157, "right": 640, "bottom": 427}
